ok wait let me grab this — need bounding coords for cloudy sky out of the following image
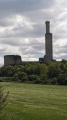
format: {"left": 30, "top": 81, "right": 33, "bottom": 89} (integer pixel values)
{"left": 0, "top": 0, "right": 67, "bottom": 66}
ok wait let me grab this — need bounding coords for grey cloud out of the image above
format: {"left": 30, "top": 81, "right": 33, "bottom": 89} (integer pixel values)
{"left": 19, "top": 38, "right": 45, "bottom": 58}
{"left": 17, "top": 24, "right": 45, "bottom": 38}
{"left": 54, "top": 54, "right": 67, "bottom": 60}
{"left": 0, "top": 23, "right": 45, "bottom": 39}
{"left": 53, "top": 42, "right": 67, "bottom": 60}
{"left": 0, "top": 0, "right": 67, "bottom": 66}
{"left": 55, "top": 45, "right": 67, "bottom": 54}
{"left": 0, "top": 0, "right": 55, "bottom": 27}
{"left": 0, "top": 0, "right": 55, "bottom": 14}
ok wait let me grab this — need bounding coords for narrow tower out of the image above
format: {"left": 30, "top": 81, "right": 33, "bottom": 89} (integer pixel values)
{"left": 39, "top": 21, "right": 54, "bottom": 64}
{"left": 44, "top": 21, "right": 53, "bottom": 64}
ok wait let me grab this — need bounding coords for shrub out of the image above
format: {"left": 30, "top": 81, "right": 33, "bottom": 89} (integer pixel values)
{"left": 0, "top": 77, "right": 12, "bottom": 82}
{"left": 28, "top": 75, "right": 40, "bottom": 83}
{"left": 12, "top": 72, "right": 28, "bottom": 82}
{"left": 57, "top": 73, "right": 67, "bottom": 85}
{"left": 39, "top": 74, "right": 48, "bottom": 84}
{"left": 51, "top": 77, "right": 57, "bottom": 85}
{"left": 48, "top": 62, "right": 62, "bottom": 78}
{"left": 34, "top": 77, "right": 41, "bottom": 84}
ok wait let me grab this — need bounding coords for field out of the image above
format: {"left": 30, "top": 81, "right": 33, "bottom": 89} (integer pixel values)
{"left": 0, "top": 82, "right": 67, "bottom": 120}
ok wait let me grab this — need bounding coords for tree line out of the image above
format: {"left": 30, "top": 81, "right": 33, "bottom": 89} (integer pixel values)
{"left": 0, "top": 59, "right": 67, "bottom": 85}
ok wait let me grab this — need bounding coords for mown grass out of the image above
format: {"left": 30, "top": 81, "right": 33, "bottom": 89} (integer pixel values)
{"left": 0, "top": 82, "right": 67, "bottom": 120}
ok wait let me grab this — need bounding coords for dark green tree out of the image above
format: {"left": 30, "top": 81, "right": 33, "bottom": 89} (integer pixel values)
{"left": 48, "top": 62, "right": 62, "bottom": 78}
{"left": 12, "top": 71, "right": 28, "bottom": 82}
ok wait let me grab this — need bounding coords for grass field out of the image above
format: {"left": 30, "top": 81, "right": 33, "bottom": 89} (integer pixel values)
{"left": 0, "top": 82, "right": 67, "bottom": 120}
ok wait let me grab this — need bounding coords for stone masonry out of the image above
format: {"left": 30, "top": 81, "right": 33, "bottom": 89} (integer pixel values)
{"left": 4, "top": 55, "right": 22, "bottom": 66}
{"left": 39, "top": 21, "right": 54, "bottom": 64}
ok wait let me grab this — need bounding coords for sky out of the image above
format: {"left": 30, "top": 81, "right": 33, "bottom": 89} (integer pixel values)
{"left": 0, "top": 0, "right": 67, "bottom": 66}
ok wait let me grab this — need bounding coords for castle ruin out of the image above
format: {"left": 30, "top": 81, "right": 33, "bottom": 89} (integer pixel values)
{"left": 39, "top": 21, "right": 54, "bottom": 64}
{"left": 4, "top": 55, "right": 22, "bottom": 66}
{"left": 4, "top": 21, "right": 54, "bottom": 66}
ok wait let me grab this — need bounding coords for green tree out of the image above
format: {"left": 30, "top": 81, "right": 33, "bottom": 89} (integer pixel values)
{"left": 12, "top": 71, "right": 28, "bottom": 82}
{"left": 57, "top": 73, "right": 67, "bottom": 85}
{"left": 28, "top": 75, "right": 41, "bottom": 84}
{"left": 39, "top": 74, "right": 48, "bottom": 84}
{"left": 60, "top": 63, "right": 67, "bottom": 73}
{"left": 48, "top": 62, "right": 62, "bottom": 78}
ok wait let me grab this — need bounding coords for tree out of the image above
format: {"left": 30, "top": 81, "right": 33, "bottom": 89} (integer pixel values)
{"left": 39, "top": 74, "right": 48, "bottom": 84}
{"left": 48, "top": 62, "right": 62, "bottom": 78}
{"left": 28, "top": 75, "right": 41, "bottom": 84}
{"left": 12, "top": 71, "right": 28, "bottom": 82}
{"left": 57, "top": 73, "right": 67, "bottom": 85}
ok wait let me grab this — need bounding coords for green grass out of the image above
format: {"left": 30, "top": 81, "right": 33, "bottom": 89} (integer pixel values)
{"left": 0, "top": 82, "right": 67, "bottom": 120}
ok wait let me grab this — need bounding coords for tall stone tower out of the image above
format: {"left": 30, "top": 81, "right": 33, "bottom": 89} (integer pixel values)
{"left": 39, "top": 21, "right": 54, "bottom": 64}
{"left": 44, "top": 21, "right": 53, "bottom": 64}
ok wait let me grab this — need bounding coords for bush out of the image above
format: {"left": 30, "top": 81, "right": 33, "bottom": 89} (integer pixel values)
{"left": 34, "top": 77, "right": 41, "bottom": 84}
{"left": 0, "top": 77, "right": 12, "bottom": 82}
{"left": 39, "top": 74, "right": 48, "bottom": 84}
{"left": 57, "top": 74, "right": 67, "bottom": 85}
{"left": 48, "top": 62, "right": 62, "bottom": 78}
{"left": 12, "top": 72, "right": 28, "bottom": 82}
{"left": 28, "top": 75, "right": 40, "bottom": 83}
{"left": 0, "top": 60, "right": 67, "bottom": 85}
{"left": 51, "top": 77, "right": 57, "bottom": 85}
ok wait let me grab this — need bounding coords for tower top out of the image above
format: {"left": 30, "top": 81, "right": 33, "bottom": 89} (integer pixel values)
{"left": 45, "top": 21, "right": 50, "bottom": 23}
{"left": 45, "top": 21, "right": 50, "bottom": 33}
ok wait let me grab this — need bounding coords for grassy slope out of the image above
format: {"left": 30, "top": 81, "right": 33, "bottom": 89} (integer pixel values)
{"left": 0, "top": 82, "right": 67, "bottom": 120}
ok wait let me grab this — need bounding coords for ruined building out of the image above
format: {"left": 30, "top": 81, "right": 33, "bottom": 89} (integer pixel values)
{"left": 39, "top": 21, "right": 54, "bottom": 64}
{"left": 4, "top": 21, "right": 54, "bottom": 66}
{"left": 4, "top": 55, "right": 22, "bottom": 66}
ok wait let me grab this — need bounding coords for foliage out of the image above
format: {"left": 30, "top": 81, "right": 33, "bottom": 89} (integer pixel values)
{"left": 0, "top": 77, "right": 12, "bottom": 82}
{"left": 39, "top": 74, "right": 48, "bottom": 84}
{"left": 28, "top": 75, "right": 41, "bottom": 84}
{"left": 51, "top": 77, "right": 57, "bottom": 85}
{"left": 48, "top": 62, "right": 62, "bottom": 78}
{"left": 57, "top": 73, "right": 67, "bottom": 85}
{"left": 0, "top": 59, "right": 67, "bottom": 85}
{"left": 12, "top": 72, "right": 28, "bottom": 82}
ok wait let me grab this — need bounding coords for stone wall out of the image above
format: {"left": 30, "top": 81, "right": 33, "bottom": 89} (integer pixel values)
{"left": 4, "top": 55, "right": 22, "bottom": 66}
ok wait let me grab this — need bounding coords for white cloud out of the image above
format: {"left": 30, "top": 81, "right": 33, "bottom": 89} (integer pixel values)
{"left": 0, "top": 0, "right": 67, "bottom": 66}
{"left": 0, "top": 57, "right": 4, "bottom": 67}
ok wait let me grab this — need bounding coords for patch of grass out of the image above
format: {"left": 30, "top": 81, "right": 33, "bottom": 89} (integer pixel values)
{"left": 0, "top": 82, "right": 67, "bottom": 120}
